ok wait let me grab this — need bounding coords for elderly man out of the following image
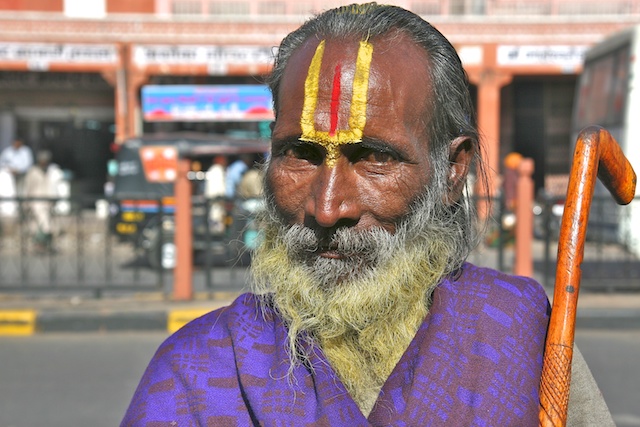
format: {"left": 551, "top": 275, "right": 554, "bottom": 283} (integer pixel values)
{"left": 122, "top": 4, "right": 612, "bottom": 426}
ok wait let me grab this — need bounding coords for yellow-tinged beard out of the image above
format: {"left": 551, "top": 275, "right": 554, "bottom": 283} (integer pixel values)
{"left": 250, "top": 221, "right": 452, "bottom": 415}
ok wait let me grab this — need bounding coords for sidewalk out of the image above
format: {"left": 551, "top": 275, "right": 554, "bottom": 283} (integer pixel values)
{"left": 1, "top": 287, "right": 640, "bottom": 336}
{"left": 0, "top": 291, "right": 241, "bottom": 335}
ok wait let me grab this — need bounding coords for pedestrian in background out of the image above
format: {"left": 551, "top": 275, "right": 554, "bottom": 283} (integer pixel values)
{"left": 503, "top": 151, "right": 524, "bottom": 213}
{"left": 0, "top": 137, "right": 33, "bottom": 197}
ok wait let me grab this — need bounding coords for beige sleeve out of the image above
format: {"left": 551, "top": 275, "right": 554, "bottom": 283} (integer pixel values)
{"left": 566, "top": 345, "right": 615, "bottom": 427}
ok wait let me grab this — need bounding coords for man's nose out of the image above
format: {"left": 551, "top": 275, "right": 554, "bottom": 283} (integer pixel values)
{"left": 305, "top": 160, "right": 361, "bottom": 228}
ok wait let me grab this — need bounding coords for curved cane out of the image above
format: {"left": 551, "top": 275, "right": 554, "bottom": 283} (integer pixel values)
{"left": 538, "top": 126, "right": 637, "bottom": 426}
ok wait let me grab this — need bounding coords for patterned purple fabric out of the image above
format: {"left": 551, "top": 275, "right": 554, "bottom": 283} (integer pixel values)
{"left": 122, "top": 263, "right": 550, "bottom": 426}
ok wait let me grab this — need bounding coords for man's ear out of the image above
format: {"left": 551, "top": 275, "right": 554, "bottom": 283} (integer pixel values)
{"left": 446, "top": 136, "right": 475, "bottom": 205}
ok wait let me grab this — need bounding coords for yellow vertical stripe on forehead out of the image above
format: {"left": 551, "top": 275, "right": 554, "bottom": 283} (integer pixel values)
{"left": 349, "top": 40, "right": 373, "bottom": 138}
{"left": 300, "top": 40, "right": 325, "bottom": 139}
{"left": 300, "top": 39, "right": 374, "bottom": 166}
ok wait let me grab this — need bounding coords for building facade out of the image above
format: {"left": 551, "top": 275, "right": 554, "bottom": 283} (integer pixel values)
{"left": 0, "top": 0, "right": 638, "bottom": 196}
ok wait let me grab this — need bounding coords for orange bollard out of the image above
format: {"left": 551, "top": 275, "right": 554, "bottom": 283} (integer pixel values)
{"left": 173, "top": 157, "right": 193, "bottom": 301}
{"left": 514, "top": 157, "right": 534, "bottom": 277}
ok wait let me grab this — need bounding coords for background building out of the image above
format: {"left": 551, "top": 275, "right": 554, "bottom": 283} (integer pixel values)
{"left": 0, "top": 0, "right": 638, "bottom": 197}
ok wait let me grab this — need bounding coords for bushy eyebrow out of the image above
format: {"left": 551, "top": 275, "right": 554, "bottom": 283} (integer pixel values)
{"left": 272, "top": 134, "right": 412, "bottom": 163}
{"left": 270, "top": 135, "right": 306, "bottom": 153}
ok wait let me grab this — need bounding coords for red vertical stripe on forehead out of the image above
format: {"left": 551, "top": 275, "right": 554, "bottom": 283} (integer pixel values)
{"left": 329, "top": 64, "right": 341, "bottom": 137}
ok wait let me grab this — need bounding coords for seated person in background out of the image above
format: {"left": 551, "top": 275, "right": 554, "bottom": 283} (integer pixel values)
{"left": 224, "top": 154, "right": 253, "bottom": 198}
{"left": 122, "top": 3, "right": 613, "bottom": 426}
{"left": 205, "top": 155, "right": 228, "bottom": 233}
{"left": 24, "top": 150, "right": 56, "bottom": 251}
{"left": 236, "top": 162, "right": 264, "bottom": 200}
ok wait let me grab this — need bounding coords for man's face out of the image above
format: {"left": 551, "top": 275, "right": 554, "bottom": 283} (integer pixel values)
{"left": 267, "top": 33, "right": 435, "bottom": 252}
{"left": 255, "top": 32, "right": 471, "bottom": 404}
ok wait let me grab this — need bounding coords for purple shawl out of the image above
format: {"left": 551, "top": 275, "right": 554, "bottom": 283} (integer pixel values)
{"left": 122, "top": 263, "right": 550, "bottom": 426}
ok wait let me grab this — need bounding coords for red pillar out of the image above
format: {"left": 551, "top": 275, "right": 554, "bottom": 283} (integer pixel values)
{"left": 114, "top": 43, "right": 129, "bottom": 143}
{"left": 467, "top": 45, "right": 512, "bottom": 217}
{"left": 173, "top": 158, "right": 193, "bottom": 300}
{"left": 477, "top": 73, "right": 511, "bottom": 196}
{"left": 125, "top": 46, "right": 148, "bottom": 139}
{"left": 98, "top": 43, "right": 128, "bottom": 144}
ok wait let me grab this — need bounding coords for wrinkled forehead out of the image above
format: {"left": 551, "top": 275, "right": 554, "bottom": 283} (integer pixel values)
{"left": 277, "top": 34, "right": 432, "bottom": 164}
{"left": 280, "top": 34, "right": 432, "bottom": 109}
{"left": 286, "top": 36, "right": 369, "bottom": 88}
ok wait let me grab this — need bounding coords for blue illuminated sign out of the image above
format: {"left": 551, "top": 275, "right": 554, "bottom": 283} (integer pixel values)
{"left": 141, "top": 84, "right": 274, "bottom": 122}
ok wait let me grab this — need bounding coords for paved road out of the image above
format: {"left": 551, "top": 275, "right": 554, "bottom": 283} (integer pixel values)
{"left": 0, "top": 329, "right": 638, "bottom": 427}
{"left": 575, "top": 328, "right": 640, "bottom": 427}
{"left": 0, "top": 332, "right": 165, "bottom": 427}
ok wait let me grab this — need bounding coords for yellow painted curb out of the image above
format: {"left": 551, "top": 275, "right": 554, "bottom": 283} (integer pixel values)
{"left": 167, "top": 308, "right": 214, "bottom": 333}
{"left": 0, "top": 310, "right": 37, "bottom": 336}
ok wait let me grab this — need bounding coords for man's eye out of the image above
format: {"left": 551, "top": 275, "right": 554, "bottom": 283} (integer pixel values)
{"left": 359, "top": 150, "right": 396, "bottom": 164}
{"left": 282, "top": 144, "right": 322, "bottom": 164}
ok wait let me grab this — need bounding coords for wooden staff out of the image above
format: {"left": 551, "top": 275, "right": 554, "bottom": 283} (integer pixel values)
{"left": 538, "top": 126, "right": 637, "bottom": 426}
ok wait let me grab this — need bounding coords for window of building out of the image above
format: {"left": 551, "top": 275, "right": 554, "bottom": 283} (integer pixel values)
{"left": 410, "top": 1, "right": 442, "bottom": 15}
{"left": 257, "top": 1, "right": 287, "bottom": 15}
{"left": 208, "top": 1, "right": 250, "bottom": 15}
{"left": 172, "top": 0, "right": 203, "bottom": 15}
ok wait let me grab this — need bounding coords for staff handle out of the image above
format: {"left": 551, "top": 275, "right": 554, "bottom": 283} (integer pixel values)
{"left": 538, "top": 126, "right": 636, "bottom": 426}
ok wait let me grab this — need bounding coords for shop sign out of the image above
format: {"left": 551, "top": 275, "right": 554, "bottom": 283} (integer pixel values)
{"left": 0, "top": 43, "right": 118, "bottom": 69}
{"left": 133, "top": 45, "right": 274, "bottom": 66}
{"left": 457, "top": 46, "right": 483, "bottom": 66}
{"left": 498, "top": 45, "right": 588, "bottom": 68}
{"left": 141, "top": 84, "right": 274, "bottom": 122}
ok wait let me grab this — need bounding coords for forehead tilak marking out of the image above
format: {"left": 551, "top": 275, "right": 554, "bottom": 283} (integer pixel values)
{"left": 300, "top": 39, "right": 373, "bottom": 167}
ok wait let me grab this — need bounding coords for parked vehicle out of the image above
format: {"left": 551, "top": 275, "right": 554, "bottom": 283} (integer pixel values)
{"left": 572, "top": 25, "right": 640, "bottom": 254}
{"left": 108, "top": 132, "right": 269, "bottom": 269}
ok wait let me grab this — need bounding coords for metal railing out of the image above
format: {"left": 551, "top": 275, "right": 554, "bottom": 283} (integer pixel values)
{"left": 0, "top": 195, "right": 250, "bottom": 298}
{"left": 534, "top": 193, "right": 640, "bottom": 291}
{"left": 0, "top": 193, "right": 638, "bottom": 298}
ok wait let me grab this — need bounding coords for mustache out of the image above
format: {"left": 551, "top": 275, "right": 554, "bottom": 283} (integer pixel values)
{"left": 282, "top": 224, "right": 395, "bottom": 259}
{"left": 257, "top": 193, "right": 400, "bottom": 274}
{"left": 258, "top": 174, "right": 473, "bottom": 277}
